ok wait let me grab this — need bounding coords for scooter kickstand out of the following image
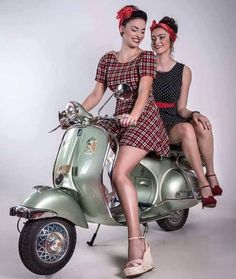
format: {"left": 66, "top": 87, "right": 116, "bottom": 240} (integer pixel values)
{"left": 142, "top": 223, "right": 149, "bottom": 238}
{"left": 87, "top": 224, "right": 101, "bottom": 246}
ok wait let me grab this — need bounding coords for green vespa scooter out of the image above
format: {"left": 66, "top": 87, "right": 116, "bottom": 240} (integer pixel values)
{"left": 10, "top": 84, "right": 200, "bottom": 275}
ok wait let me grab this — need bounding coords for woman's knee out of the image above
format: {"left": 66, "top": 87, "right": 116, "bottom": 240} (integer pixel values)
{"left": 179, "top": 123, "right": 196, "bottom": 139}
{"left": 194, "top": 121, "right": 213, "bottom": 137}
{"left": 112, "top": 166, "right": 127, "bottom": 186}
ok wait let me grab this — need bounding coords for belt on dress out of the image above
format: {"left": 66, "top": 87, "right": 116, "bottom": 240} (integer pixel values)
{"left": 155, "top": 102, "right": 176, "bottom": 108}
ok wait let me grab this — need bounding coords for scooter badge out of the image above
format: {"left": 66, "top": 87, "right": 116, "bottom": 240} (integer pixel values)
{"left": 56, "top": 164, "right": 71, "bottom": 175}
{"left": 84, "top": 137, "right": 97, "bottom": 154}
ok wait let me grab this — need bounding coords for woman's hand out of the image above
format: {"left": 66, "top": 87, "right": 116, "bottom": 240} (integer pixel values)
{"left": 119, "top": 113, "right": 138, "bottom": 127}
{"left": 192, "top": 112, "right": 212, "bottom": 130}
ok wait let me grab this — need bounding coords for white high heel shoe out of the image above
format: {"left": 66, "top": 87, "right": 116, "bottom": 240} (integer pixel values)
{"left": 123, "top": 236, "right": 155, "bottom": 278}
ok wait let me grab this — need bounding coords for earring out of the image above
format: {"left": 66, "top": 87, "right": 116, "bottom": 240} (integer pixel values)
{"left": 120, "top": 31, "right": 124, "bottom": 36}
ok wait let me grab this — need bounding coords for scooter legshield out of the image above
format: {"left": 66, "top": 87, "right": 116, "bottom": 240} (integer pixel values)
{"left": 53, "top": 125, "right": 118, "bottom": 225}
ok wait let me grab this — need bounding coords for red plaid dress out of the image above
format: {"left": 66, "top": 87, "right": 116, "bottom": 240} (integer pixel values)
{"left": 95, "top": 51, "right": 169, "bottom": 156}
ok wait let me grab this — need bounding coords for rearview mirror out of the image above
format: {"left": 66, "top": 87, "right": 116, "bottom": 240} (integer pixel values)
{"left": 115, "top": 83, "right": 132, "bottom": 101}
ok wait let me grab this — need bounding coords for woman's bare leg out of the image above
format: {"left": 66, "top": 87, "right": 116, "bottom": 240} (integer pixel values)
{"left": 112, "top": 146, "right": 148, "bottom": 262}
{"left": 192, "top": 121, "right": 219, "bottom": 186}
{"left": 169, "top": 123, "right": 213, "bottom": 198}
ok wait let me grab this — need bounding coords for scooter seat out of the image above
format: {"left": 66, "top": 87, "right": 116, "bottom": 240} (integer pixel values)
{"left": 169, "top": 144, "right": 182, "bottom": 151}
{"left": 145, "top": 151, "right": 161, "bottom": 159}
{"left": 146, "top": 145, "right": 183, "bottom": 160}
{"left": 169, "top": 144, "right": 184, "bottom": 158}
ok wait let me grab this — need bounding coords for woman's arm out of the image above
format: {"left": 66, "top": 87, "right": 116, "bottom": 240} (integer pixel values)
{"left": 177, "top": 65, "right": 193, "bottom": 118}
{"left": 177, "top": 65, "right": 212, "bottom": 130}
{"left": 132, "top": 76, "right": 153, "bottom": 118}
{"left": 120, "top": 76, "right": 153, "bottom": 127}
{"left": 82, "top": 82, "right": 106, "bottom": 112}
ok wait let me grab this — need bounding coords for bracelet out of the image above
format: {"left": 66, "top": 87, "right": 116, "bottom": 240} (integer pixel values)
{"left": 192, "top": 111, "right": 200, "bottom": 117}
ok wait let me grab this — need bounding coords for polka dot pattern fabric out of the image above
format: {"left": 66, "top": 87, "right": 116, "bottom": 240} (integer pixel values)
{"left": 152, "top": 62, "right": 191, "bottom": 132}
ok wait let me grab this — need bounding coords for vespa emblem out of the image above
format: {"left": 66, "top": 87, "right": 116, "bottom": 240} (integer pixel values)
{"left": 84, "top": 137, "right": 97, "bottom": 154}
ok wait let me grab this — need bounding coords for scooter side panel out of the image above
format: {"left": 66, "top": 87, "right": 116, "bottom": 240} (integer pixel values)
{"left": 130, "top": 163, "right": 157, "bottom": 205}
{"left": 131, "top": 157, "right": 177, "bottom": 205}
{"left": 160, "top": 169, "right": 199, "bottom": 210}
{"left": 131, "top": 157, "right": 199, "bottom": 221}
{"left": 22, "top": 188, "right": 88, "bottom": 228}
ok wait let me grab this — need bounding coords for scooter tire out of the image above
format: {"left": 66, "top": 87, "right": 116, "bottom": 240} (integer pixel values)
{"left": 18, "top": 217, "right": 76, "bottom": 275}
{"left": 157, "top": 209, "right": 189, "bottom": 231}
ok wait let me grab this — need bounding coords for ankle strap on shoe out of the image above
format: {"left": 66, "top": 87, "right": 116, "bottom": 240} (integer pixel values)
{"left": 200, "top": 185, "right": 211, "bottom": 190}
{"left": 205, "top": 173, "right": 216, "bottom": 178}
{"left": 128, "top": 236, "right": 144, "bottom": 241}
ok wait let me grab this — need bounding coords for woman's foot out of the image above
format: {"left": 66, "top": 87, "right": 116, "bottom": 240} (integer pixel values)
{"left": 200, "top": 184, "right": 213, "bottom": 199}
{"left": 200, "top": 185, "right": 217, "bottom": 208}
{"left": 124, "top": 237, "right": 155, "bottom": 278}
{"left": 206, "top": 173, "right": 223, "bottom": 196}
{"left": 128, "top": 237, "right": 145, "bottom": 262}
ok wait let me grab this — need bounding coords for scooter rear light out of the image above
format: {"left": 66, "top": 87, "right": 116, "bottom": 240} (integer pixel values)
{"left": 9, "top": 206, "right": 57, "bottom": 219}
{"left": 10, "top": 206, "right": 31, "bottom": 219}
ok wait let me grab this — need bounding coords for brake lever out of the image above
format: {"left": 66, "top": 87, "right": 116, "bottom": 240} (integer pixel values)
{"left": 48, "top": 125, "right": 61, "bottom": 133}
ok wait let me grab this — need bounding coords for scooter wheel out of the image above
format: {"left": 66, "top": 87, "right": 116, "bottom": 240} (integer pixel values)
{"left": 18, "top": 217, "right": 76, "bottom": 275}
{"left": 157, "top": 209, "right": 189, "bottom": 231}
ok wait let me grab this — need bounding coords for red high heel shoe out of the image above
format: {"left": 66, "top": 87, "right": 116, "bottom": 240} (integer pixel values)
{"left": 200, "top": 185, "right": 217, "bottom": 208}
{"left": 206, "top": 173, "right": 223, "bottom": 196}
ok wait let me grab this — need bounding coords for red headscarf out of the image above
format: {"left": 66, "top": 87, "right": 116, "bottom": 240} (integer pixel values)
{"left": 150, "top": 20, "right": 177, "bottom": 42}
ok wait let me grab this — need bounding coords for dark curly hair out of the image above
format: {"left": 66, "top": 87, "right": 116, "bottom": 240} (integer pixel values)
{"left": 159, "top": 16, "right": 178, "bottom": 34}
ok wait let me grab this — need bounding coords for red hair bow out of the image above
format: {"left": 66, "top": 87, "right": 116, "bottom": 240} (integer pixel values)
{"left": 150, "top": 20, "right": 158, "bottom": 32}
{"left": 116, "top": 6, "right": 137, "bottom": 28}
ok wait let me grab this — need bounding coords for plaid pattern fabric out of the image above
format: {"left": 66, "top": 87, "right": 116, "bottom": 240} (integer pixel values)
{"left": 95, "top": 51, "right": 169, "bottom": 156}
{"left": 96, "top": 51, "right": 156, "bottom": 92}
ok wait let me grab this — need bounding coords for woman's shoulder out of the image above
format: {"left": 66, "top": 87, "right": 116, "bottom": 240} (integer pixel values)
{"left": 99, "top": 51, "right": 116, "bottom": 61}
{"left": 138, "top": 50, "right": 156, "bottom": 64}
{"left": 180, "top": 64, "right": 192, "bottom": 83}
{"left": 175, "top": 62, "right": 191, "bottom": 75}
{"left": 182, "top": 64, "right": 192, "bottom": 75}
{"left": 140, "top": 50, "right": 155, "bottom": 58}
{"left": 176, "top": 62, "right": 190, "bottom": 71}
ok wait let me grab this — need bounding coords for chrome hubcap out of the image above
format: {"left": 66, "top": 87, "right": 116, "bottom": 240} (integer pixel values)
{"left": 36, "top": 222, "right": 69, "bottom": 263}
{"left": 169, "top": 210, "right": 185, "bottom": 224}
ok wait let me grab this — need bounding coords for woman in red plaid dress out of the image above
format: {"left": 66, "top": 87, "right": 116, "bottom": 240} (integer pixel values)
{"left": 82, "top": 5, "right": 169, "bottom": 277}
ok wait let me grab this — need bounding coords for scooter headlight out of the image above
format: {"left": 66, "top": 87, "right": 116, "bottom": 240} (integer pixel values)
{"left": 65, "top": 101, "right": 80, "bottom": 121}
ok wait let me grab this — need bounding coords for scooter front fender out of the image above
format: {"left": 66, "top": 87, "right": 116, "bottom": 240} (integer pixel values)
{"left": 12, "top": 187, "right": 88, "bottom": 228}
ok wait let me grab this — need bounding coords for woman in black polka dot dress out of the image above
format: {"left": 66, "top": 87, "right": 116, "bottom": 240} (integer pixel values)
{"left": 153, "top": 61, "right": 187, "bottom": 132}
{"left": 150, "top": 17, "right": 222, "bottom": 208}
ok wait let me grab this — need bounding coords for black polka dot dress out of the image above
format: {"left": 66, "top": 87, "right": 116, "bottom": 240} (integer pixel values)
{"left": 152, "top": 62, "right": 191, "bottom": 132}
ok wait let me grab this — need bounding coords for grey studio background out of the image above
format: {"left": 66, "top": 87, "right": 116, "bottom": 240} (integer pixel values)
{"left": 0, "top": 0, "right": 235, "bottom": 279}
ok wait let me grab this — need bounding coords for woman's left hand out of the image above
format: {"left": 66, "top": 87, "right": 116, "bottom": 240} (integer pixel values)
{"left": 192, "top": 112, "right": 212, "bottom": 130}
{"left": 119, "top": 113, "right": 138, "bottom": 127}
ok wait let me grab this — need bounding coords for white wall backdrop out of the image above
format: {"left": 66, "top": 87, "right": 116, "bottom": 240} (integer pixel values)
{"left": 0, "top": 0, "right": 235, "bottom": 204}
{"left": 0, "top": 1, "right": 236, "bottom": 278}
